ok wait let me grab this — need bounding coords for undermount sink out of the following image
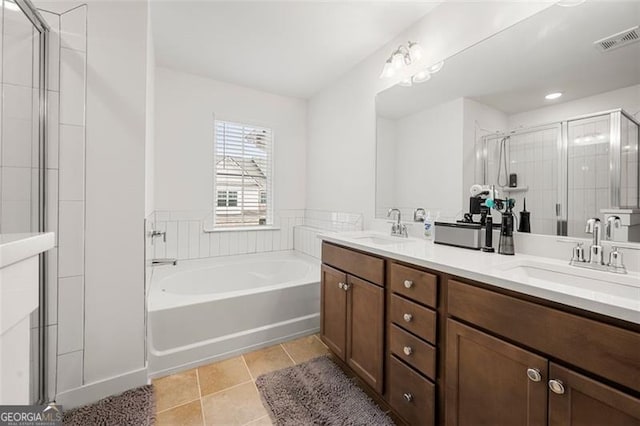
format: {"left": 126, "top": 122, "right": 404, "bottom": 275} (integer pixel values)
{"left": 497, "top": 259, "right": 640, "bottom": 308}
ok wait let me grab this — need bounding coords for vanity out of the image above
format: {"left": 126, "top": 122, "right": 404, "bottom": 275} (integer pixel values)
{"left": 0, "top": 233, "right": 54, "bottom": 404}
{"left": 319, "top": 233, "right": 640, "bottom": 426}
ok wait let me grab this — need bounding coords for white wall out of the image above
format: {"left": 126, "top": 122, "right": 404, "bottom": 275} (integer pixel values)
{"left": 462, "top": 98, "right": 508, "bottom": 207}
{"left": 145, "top": 6, "right": 155, "bottom": 217}
{"left": 509, "top": 84, "right": 640, "bottom": 128}
{"left": 395, "top": 98, "right": 465, "bottom": 218}
{"left": 306, "top": 2, "right": 551, "bottom": 226}
{"left": 154, "top": 67, "right": 307, "bottom": 213}
{"left": 375, "top": 117, "right": 396, "bottom": 217}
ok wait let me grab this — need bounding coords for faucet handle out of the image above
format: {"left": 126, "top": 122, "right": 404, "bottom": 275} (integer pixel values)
{"left": 608, "top": 246, "right": 626, "bottom": 272}
{"left": 571, "top": 242, "right": 585, "bottom": 263}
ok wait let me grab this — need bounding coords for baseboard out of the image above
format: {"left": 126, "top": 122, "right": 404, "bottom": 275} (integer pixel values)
{"left": 54, "top": 366, "right": 148, "bottom": 409}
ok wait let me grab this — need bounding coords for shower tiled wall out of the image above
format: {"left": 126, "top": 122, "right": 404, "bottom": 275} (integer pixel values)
{"left": 32, "top": 4, "right": 88, "bottom": 401}
{"left": 567, "top": 115, "right": 610, "bottom": 237}
{"left": 486, "top": 127, "right": 559, "bottom": 235}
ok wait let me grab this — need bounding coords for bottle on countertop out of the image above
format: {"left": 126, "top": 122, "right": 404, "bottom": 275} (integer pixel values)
{"left": 424, "top": 211, "right": 433, "bottom": 239}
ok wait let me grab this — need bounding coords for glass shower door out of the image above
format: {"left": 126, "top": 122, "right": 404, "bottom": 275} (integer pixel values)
{"left": 1, "top": 0, "right": 48, "bottom": 403}
{"left": 565, "top": 114, "right": 611, "bottom": 237}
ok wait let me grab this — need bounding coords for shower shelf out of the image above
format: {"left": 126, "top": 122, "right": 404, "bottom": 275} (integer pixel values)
{"left": 502, "top": 186, "right": 529, "bottom": 193}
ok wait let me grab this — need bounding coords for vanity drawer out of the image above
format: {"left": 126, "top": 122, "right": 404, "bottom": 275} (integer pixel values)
{"left": 448, "top": 279, "right": 640, "bottom": 393}
{"left": 390, "top": 324, "right": 436, "bottom": 380}
{"left": 390, "top": 262, "right": 437, "bottom": 308}
{"left": 388, "top": 355, "right": 435, "bottom": 426}
{"left": 390, "top": 294, "right": 436, "bottom": 344}
{"left": 322, "top": 242, "right": 384, "bottom": 286}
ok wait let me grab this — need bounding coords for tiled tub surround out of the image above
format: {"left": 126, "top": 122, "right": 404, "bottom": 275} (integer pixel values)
{"left": 147, "top": 209, "right": 363, "bottom": 260}
{"left": 147, "top": 251, "right": 321, "bottom": 377}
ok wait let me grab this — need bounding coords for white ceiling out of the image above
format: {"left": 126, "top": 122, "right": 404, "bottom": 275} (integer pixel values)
{"left": 377, "top": 1, "right": 640, "bottom": 119}
{"left": 150, "top": 1, "right": 440, "bottom": 99}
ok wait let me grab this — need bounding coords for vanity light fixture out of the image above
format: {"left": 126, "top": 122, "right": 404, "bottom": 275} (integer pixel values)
{"left": 545, "top": 92, "right": 563, "bottom": 100}
{"left": 380, "top": 41, "right": 445, "bottom": 86}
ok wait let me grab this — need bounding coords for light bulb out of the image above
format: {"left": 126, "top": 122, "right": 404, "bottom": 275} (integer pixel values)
{"left": 427, "top": 61, "right": 444, "bottom": 74}
{"left": 399, "top": 77, "right": 412, "bottom": 87}
{"left": 545, "top": 92, "right": 562, "bottom": 100}
{"left": 408, "top": 42, "right": 423, "bottom": 62}
{"left": 412, "top": 70, "right": 431, "bottom": 83}
{"left": 392, "top": 52, "right": 405, "bottom": 69}
{"left": 379, "top": 60, "right": 395, "bottom": 79}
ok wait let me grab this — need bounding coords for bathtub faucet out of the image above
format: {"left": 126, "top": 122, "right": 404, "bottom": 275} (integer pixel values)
{"left": 152, "top": 258, "right": 178, "bottom": 266}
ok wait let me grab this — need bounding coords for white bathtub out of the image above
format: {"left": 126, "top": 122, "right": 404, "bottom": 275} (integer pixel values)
{"left": 148, "top": 250, "right": 320, "bottom": 377}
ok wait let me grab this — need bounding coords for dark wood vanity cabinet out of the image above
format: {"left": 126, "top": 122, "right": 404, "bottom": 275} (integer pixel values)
{"left": 320, "top": 243, "right": 385, "bottom": 393}
{"left": 320, "top": 241, "right": 640, "bottom": 426}
{"left": 446, "top": 280, "right": 640, "bottom": 426}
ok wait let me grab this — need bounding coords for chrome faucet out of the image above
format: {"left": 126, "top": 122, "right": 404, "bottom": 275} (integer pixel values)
{"left": 585, "top": 218, "right": 603, "bottom": 264}
{"left": 152, "top": 258, "right": 177, "bottom": 266}
{"left": 413, "top": 208, "right": 426, "bottom": 222}
{"left": 606, "top": 215, "right": 621, "bottom": 240}
{"left": 150, "top": 229, "right": 166, "bottom": 245}
{"left": 387, "top": 208, "right": 408, "bottom": 238}
{"left": 567, "top": 217, "right": 627, "bottom": 274}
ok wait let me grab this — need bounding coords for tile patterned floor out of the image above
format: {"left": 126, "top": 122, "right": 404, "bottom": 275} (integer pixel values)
{"left": 153, "top": 334, "right": 330, "bottom": 426}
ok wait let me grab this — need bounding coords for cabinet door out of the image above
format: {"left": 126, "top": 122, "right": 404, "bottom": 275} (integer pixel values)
{"left": 320, "top": 264, "right": 348, "bottom": 360}
{"left": 548, "top": 363, "right": 640, "bottom": 426}
{"left": 346, "top": 275, "right": 384, "bottom": 393}
{"left": 446, "top": 319, "right": 548, "bottom": 426}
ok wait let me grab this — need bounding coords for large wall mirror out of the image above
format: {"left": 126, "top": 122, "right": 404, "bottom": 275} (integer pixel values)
{"left": 375, "top": 1, "right": 640, "bottom": 242}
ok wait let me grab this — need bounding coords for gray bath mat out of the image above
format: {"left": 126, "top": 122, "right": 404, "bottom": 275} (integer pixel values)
{"left": 255, "top": 356, "right": 394, "bottom": 425}
{"left": 62, "top": 385, "right": 155, "bottom": 426}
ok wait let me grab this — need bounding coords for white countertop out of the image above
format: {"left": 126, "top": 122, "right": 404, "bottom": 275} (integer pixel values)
{"left": 0, "top": 233, "right": 55, "bottom": 269}
{"left": 320, "top": 231, "right": 640, "bottom": 325}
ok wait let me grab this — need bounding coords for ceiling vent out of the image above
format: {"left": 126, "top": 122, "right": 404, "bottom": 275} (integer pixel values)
{"left": 594, "top": 26, "right": 639, "bottom": 52}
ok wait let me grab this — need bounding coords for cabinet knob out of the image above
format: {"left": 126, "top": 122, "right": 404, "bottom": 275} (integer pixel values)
{"left": 548, "top": 379, "right": 565, "bottom": 395}
{"left": 403, "top": 393, "right": 413, "bottom": 403}
{"left": 403, "top": 313, "right": 413, "bottom": 322}
{"left": 404, "top": 280, "right": 414, "bottom": 289}
{"left": 403, "top": 346, "right": 413, "bottom": 356}
{"left": 342, "top": 283, "right": 350, "bottom": 291}
{"left": 338, "top": 282, "right": 344, "bottom": 289}
{"left": 526, "top": 368, "right": 541, "bottom": 382}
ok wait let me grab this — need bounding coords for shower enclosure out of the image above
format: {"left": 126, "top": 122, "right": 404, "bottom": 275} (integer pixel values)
{"left": 478, "top": 109, "right": 640, "bottom": 238}
{"left": 0, "top": 0, "right": 49, "bottom": 403}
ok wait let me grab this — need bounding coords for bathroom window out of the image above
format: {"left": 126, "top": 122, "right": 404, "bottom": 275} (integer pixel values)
{"left": 214, "top": 120, "right": 273, "bottom": 227}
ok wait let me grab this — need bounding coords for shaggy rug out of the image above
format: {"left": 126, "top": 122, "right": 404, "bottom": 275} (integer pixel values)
{"left": 255, "top": 356, "right": 394, "bottom": 426}
{"left": 62, "top": 385, "right": 155, "bottom": 426}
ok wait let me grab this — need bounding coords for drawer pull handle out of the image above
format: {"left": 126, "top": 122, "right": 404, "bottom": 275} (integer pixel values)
{"left": 403, "top": 346, "right": 413, "bottom": 356}
{"left": 342, "top": 283, "right": 350, "bottom": 291}
{"left": 338, "top": 282, "right": 345, "bottom": 289}
{"left": 527, "top": 368, "right": 541, "bottom": 382}
{"left": 403, "top": 393, "right": 413, "bottom": 403}
{"left": 404, "top": 280, "right": 414, "bottom": 289}
{"left": 403, "top": 313, "right": 413, "bottom": 322}
{"left": 549, "top": 379, "right": 565, "bottom": 395}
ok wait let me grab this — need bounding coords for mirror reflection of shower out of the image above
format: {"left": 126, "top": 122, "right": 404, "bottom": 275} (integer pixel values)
{"left": 480, "top": 109, "right": 639, "bottom": 239}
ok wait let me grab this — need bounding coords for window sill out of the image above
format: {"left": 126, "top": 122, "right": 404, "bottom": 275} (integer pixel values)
{"left": 203, "top": 225, "right": 281, "bottom": 233}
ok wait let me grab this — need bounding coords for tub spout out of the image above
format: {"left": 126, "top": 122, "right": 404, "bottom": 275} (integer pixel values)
{"left": 152, "top": 258, "right": 178, "bottom": 266}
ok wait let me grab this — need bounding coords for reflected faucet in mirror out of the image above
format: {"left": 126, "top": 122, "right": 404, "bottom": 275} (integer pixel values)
{"left": 387, "top": 208, "right": 408, "bottom": 238}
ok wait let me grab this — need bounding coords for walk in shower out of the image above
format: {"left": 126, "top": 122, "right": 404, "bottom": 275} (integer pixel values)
{"left": 0, "top": 0, "right": 49, "bottom": 403}
{"left": 479, "top": 109, "right": 639, "bottom": 238}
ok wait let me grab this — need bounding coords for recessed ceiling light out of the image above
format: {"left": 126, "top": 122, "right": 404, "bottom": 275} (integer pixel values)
{"left": 545, "top": 92, "right": 563, "bottom": 100}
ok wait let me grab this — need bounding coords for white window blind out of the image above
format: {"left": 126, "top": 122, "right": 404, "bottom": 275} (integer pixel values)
{"left": 214, "top": 120, "right": 273, "bottom": 227}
